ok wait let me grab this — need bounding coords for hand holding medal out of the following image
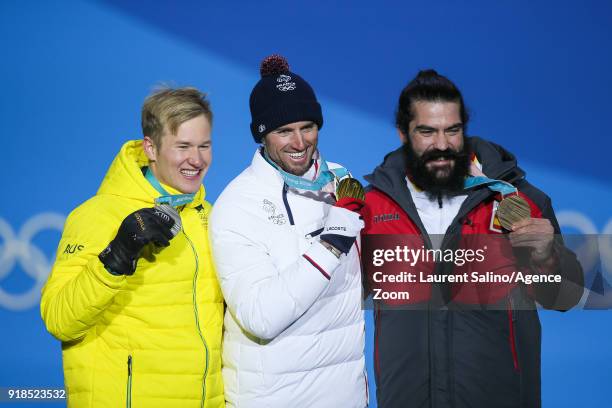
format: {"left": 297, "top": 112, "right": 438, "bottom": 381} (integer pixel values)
{"left": 319, "top": 177, "right": 366, "bottom": 258}
{"left": 335, "top": 177, "right": 366, "bottom": 213}
{"left": 500, "top": 194, "right": 555, "bottom": 263}
{"left": 508, "top": 217, "right": 555, "bottom": 263}
{"left": 464, "top": 176, "right": 554, "bottom": 263}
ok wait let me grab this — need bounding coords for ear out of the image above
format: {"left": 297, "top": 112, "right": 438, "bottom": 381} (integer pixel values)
{"left": 143, "top": 136, "right": 157, "bottom": 162}
{"left": 396, "top": 128, "right": 408, "bottom": 144}
{"left": 260, "top": 134, "right": 269, "bottom": 150}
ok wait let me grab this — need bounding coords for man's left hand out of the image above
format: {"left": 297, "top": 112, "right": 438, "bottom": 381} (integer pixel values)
{"left": 508, "top": 217, "right": 554, "bottom": 263}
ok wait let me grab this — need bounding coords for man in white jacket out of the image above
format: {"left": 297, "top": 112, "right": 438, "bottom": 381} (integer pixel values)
{"left": 210, "top": 55, "right": 367, "bottom": 408}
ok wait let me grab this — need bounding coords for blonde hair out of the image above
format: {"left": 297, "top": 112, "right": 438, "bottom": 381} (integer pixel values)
{"left": 141, "top": 86, "right": 212, "bottom": 146}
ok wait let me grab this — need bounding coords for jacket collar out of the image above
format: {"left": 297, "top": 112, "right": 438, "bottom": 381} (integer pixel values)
{"left": 250, "top": 148, "right": 287, "bottom": 190}
{"left": 250, "top": 147, "right": 335, "bottom": 194}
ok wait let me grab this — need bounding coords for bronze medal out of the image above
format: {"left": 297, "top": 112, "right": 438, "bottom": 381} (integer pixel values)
{"left": 336, "top": 177, "right": 365, "bottom": 201}
{"left": 496, "top": 194, "right": 531, "bottom": 230}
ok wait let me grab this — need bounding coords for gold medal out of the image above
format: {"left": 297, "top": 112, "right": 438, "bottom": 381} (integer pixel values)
{"left": 336, "top": 177, "right": 365, "bottom": 201}
{"left": 496, "top": 194, "right": 531, "bottom": 230}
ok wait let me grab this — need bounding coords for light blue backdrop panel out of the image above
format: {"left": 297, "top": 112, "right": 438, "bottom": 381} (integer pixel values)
{"left": 0, "top": 1, "right": 610, "bottom": 407}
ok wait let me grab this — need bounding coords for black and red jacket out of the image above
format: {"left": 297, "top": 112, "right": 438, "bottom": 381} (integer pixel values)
{"left": 362, "top": 137, "right": 583, "bottom": 408}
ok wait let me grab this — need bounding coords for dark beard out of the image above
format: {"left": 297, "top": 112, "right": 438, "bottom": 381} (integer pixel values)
{"left": 403, "top": 140, "right": 471, "bottom": 199}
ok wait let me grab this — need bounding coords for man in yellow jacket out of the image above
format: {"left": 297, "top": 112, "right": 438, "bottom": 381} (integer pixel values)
{"left": 41, "top": 87, "right": 225, "bottom": 407}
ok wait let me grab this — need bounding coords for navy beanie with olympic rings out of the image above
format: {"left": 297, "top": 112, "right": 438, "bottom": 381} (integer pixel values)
{"left": 249, "top": 54, "right": 323, "bottom": 143}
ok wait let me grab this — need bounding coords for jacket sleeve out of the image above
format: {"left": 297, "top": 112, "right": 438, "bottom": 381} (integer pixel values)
{"left": 40, "top": 203, "right": 127, "bottom": 342}
{"left": 210, "top": 204, "right": 343, "bottom": 340}
{"left": 520, "top": 184, "right": 585, "bottom": 310}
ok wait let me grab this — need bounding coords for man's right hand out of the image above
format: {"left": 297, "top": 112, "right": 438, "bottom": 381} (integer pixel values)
{"left": 320, "top": 206, "right": 364, "bottom": 256}
{"left": 98, "top": 207, "right": 176, "bottom": 276}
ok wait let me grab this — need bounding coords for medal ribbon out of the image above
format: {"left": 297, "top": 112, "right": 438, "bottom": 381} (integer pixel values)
{"left": 145, "top": 167, "right": 196, "bottom": 207}
{"left": 262, "top": 149, "right": 348, "bottom": 191}
{"left": 463, "top": 176, "right": 517, "bottom": 197}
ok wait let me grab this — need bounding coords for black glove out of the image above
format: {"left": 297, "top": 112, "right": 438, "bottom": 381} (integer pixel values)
{"left": 99, "top": 207, "right": 176, "bottom": 276}
{"left": 320, "top": 206, "right": 364, "bottom": 255}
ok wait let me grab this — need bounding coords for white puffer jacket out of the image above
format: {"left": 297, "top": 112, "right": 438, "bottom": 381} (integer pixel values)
{"left": 210, "top": 149, "right": 367, "bottom": 408}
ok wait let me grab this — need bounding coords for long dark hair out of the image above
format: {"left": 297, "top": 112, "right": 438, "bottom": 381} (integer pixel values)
{"left": 395, "top": 69, "right": 469, "bottom": 136}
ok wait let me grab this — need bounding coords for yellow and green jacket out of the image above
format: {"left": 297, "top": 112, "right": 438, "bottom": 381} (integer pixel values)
{"left": 41, "top": 140, "right": 225, "bottom": 408}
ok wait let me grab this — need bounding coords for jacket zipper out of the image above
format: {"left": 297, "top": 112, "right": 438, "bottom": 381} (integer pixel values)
{"left": 364, "top": 368, "right": 370, "bottom": 407}
{"left": 282, "top": 183, "right": 295, "bottom": 225}
{"left": 184, "top": 231, "right": 210, "bottom": 408}
{"left": 126, "top": 355, "right": 133, "bottom": 408}
{"left": 507, "top": 297, "right": 520, "bottom": 371}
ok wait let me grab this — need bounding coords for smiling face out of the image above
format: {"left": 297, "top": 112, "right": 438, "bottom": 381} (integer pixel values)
{"left": 143, "top": 114, "right": 212, "bottom": 194}
{"left": 400, "top": 100, "right": 470, "bottom": 194}
{"left": 263, "top": 121, "right": 318, "bottom": 176}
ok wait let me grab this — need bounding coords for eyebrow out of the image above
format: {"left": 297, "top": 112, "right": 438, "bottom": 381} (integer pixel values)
{"left": 174, "top": 139, "right": 212, "bottom": 146}
{"left": 414, "top": 125, "right": 436, "bottom": 132}
{"left": 273, "top": 126, "right": 293, "bottom": 132}
{"left": 414, "top": 123, "right": 463, "bottom": 132}
{"left": 445, "top": 123, "right": 463, "bottom": 131}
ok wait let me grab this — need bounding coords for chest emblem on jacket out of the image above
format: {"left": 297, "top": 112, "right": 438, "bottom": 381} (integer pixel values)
{"left": 262, "top": 199, "right": 286, "bottom": 225}
{"left": 373, "top": 213, "right": 400, "bottom": 224}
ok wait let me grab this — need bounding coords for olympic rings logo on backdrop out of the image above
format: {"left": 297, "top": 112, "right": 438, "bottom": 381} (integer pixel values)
{"left": 556, "top": 211, "right": 612, "bottom": 276}
{"left": 0, "top": 212, "right": 609, "bottom": 311}
{"left": 0, "top": 213, "right": 65, "bottom": 311}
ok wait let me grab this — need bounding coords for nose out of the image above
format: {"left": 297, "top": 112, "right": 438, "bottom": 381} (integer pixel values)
{"left": 187, "top": 147, "right": 204, "bottom": 167}
{"left": 432, "top": 133, "right": 449, "bottom": 151}
{"left": 290, "top": 130, "right": 307, "bottom": 151}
